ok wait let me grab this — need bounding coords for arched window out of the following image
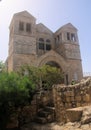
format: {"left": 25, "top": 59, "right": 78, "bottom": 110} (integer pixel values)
{"left": 39, "top": 38, "right": 44, "bottom": 50}
{"left": 46, "top": 39, "right": 51, "bottom": 50}
{"left": 39, "top": 38, "right": 44, "bottom": 42}
{"left": 46, "top": 39, "right": 50, "bottom": 43}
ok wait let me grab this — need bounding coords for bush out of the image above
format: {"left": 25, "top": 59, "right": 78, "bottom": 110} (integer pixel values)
{"left": 0, "top": 72, "right": 35, "bottom": 129}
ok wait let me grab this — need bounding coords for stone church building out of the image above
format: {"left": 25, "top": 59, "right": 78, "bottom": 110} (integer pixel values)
{"left": 7, "top": 11, "right": 83, "bottom": 84}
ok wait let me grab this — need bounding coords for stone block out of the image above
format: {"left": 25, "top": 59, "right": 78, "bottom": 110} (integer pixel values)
{"left": 75, "top": 96, "right": 81, "bottom": 102}
{"left": 81, "top": 105, "right": 91, "bottom": 124}
{"left": 70, "top": 96, "right": 75, "bottom": 101}
{"left": 66, "top": 97, "right": 71, "bottom": 102}
{"left": 57, "top": 97, "right": 61, "bottom": 102}
{"left": 65, "top": 91, "right": 74, "bottom": 97}
{"left": 66, "top": 107, "right": 83, "bottom": 122}
{"left": 83, "top": 94, "right": 90, "bottom": 102}
{"left": 65, "top": 103, "right": 71, "bottom": 108}
{"left": 68, "top": 103, "right": 72, "bottom": 108}
{"left": 81, "top": 124, "right": 90, "bottom": 129}
{"left": 77, "top": 103, "right": 81, "bottom": 107}
{"left": 65, "top": 103, "right": 68, "bottom": 108}
{"left": 60, "top": 103, "right": 64, "bottom": 107}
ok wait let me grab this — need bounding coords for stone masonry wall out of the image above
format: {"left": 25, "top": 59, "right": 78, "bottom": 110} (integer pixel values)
{"left": 6, "top": 91, "right": 53, "bottom": 128}
{"left": 53, "top": 77, "right": 91, "bottom": 122}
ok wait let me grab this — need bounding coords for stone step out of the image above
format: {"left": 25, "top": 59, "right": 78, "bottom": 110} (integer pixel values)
{"left": 35, "top": 116, "right": 47, "bottom": 124}
{"left": 35, "top": 106, "right": 55, "bottom": 124}
{"left": 44, "top": 106, "right": 55, "bottom": 113}
{"left": 47, "top": 102, "right": 54, "bottom": 107}
{"left": 38, "top": 110, "right": 50, "bottom": 117}
{"left": 66, "top": 107, "right": 83, "bottom": 122}
{"left": 46, "top": 114, "right": 54, "bottom": 123}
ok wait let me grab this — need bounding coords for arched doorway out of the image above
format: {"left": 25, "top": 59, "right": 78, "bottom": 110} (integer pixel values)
{"left": 45, "top": 61, "right": 64, "bottom": 84}
{"left": 36, "top": 50, "right": 69, "bottom": 84}
{"left": 46, "top": 61, "right": 60, "bottom": 68}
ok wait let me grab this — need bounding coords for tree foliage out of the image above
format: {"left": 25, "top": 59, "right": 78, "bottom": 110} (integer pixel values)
{"left": 41, "top": 65, "right": 64, "bottom": 89}
{"left": 0, "top": 61, "right": 5, "bottom": 72}
{"left": 0, "top": 72, "right": 35, "bottom": 129}
{"left": 19, "top": 65, "right": 64, "bottom": 90}
{"left": 0, "top": 63, "right": 64, "bottom": 129}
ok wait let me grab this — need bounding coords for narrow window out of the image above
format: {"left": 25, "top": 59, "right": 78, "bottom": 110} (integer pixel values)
{"left": 46, "top": 39, "right": 51, "bottom": 50}
{"left": 57, "top": 35, "right": 59, "bottom": 41}
{"left": 19, "top": 21, "right": 24, "bottom": 31}
{"left": 67, "top": 32, "right": 70, "bottom": 40}
{"left": 71, "top": 33, "right": 76, "bottom": 42}
{"left": 39, "top": 43, "right": 44, "bottom": 50}
{"left": 39, "top": 38, "right": 44, "bottom": 50}
{"left": 46, "top": 44, "right": 51, "bottom": 50}
{"left": 55, "top": 38, "right": 56, "bottom": 43}
{"left": 26, "top": 23, "right": 31, "bottom": 32}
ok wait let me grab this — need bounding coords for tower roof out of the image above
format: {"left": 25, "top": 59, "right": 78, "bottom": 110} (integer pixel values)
{"left": 55, "top": 23, "right": 78, "bottom": 34}
{"left": 9, "top": 10, "right": 36, "bottom": 29}
{"left": 13, "top": 10, "right": 36, "bottom": 20}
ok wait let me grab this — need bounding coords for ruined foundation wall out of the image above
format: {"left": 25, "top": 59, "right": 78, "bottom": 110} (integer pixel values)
{"left": 53, "top": 77, "right": 91, "bottom": 122}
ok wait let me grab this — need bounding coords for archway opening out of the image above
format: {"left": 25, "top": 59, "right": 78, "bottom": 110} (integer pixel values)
{"left": 45, "top": 61, "right": 64, "bottom": 84}
{"left": 45, "top": 61, "right": 69, "bottom": 85}
{"left": 46, "top": 61, "right": 60, "bottom": 69}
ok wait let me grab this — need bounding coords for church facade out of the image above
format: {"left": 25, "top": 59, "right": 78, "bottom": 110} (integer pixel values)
{"left": 7, "top": 11, "right": 83, "bottom": 84}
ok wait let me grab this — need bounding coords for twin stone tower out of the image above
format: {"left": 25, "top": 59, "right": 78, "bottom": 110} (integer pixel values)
{"left": 7, "top": 11, "right": 83, "bottom": 84}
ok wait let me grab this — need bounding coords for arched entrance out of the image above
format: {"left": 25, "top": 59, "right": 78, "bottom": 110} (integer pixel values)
{"left": 45, "top": 61, "right": 64, "bottom": 83}
{"left": 46, "top": 61, "right": 60, "bottom": 68}
{"left": 36, "top": 50, "right": 69, "bottom": 84}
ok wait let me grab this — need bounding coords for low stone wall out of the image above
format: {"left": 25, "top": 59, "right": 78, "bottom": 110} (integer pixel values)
{"left": 6, "top": 103, "right": 37, "bottom": 128}
{"left": 33, "top": 90, "right": 53, "bottom": 108}
{"left": 53, "top": 77, "right": 91, "bottom": 122}
{"left": 7, "top": 78, "right": 91, "bottom": 128}
{"left": 6, "top": 90, "right": 53, "bottom": 128}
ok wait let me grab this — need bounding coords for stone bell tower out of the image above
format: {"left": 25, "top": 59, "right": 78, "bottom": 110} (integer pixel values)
{"left": 54, "top": 23, "right": 83, "bottom": 83}
{"left": 8, "top": 11, "right": 37, "bottom": 71}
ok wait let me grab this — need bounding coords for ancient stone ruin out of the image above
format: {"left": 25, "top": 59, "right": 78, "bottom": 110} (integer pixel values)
{"left": 21, "top": 77, "right": 91, "bottom": 130}
{"left": 53, "top": 77, "right": 91, "bottom": 123}
{"left": 7, "top": 77, "right": 91, "bottom": 130}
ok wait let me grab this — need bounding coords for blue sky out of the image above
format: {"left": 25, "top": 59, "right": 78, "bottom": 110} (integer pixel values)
{"left": 0, "top": 0, "right": 91, "bottom": 74}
